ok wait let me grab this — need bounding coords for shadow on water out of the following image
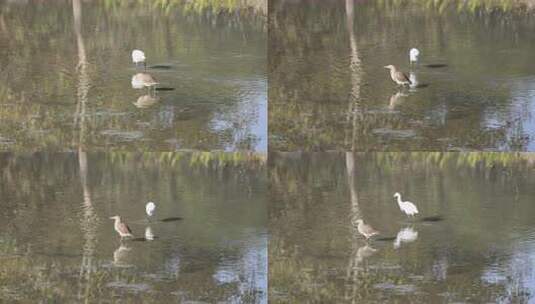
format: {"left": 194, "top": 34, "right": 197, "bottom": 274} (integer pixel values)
{"left": 149, "top": 64, "right": 173, "bottom": 69}
{"left": 425, "top": 64, "right": 448, "bottom": 68}
{"left": 160, "top": 217, "right": 184, "bottom": 222}
{"left": 375, "top": 236, "right": 397, "bottom": 241}
{"left": 419, "top": 215, "right": 444, "bottom": 222}
{"left": 413, "top": 83, "right": 430, "bottom": 89}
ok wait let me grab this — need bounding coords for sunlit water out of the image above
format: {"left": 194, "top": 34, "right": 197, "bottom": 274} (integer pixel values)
{"left": 0, "top": 1, "right": 266, "bottom": 151}
{"left": 270, "top": 0, "right": 535, "bottom": 151}
{"left": 269, "top": 152, "right": 535, "bottom": 303}
{"left": 0, "top": 153, "right": 267, "bottom": 303}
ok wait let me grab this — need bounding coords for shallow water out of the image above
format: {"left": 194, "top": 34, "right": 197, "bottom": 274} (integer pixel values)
{"left": 0, "top": 153, "right": 267, "bottom": 303}
{"left": 0, "top": 1, "right": 266, "bottom": 151}
{"left": 269, "top": 152, "right": 535, "bottom": 303}
{"left": 270, "top": 0, "right": 535, "bottom": 151}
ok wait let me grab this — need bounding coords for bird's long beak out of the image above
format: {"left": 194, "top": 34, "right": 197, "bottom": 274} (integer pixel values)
{"left": 109, "top": 216, "right": 115, "bottom": 220}
{"left": 384, "top": 66, "right": 389, "bottom": 68}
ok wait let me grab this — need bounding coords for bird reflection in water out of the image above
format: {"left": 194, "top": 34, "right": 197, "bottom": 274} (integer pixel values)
{"left": 409, "top": 72, "right": 418, "bottom": 90}
{"left": 134, "top": 94, "right": 160, "bottom": 109}
{"left": 145, "top": 226, "right": 155, "bottom": 241}
{"left": 356, "top": 245, "right": 377, "bottom": 264}
{"left": 393, "top": 227, "right": 418, "bottom": 249}
{"left": 388, "top": 91, "right": 408, "bottom": 110}
{"left": 347, "top": 242, "right": 378, "bottom": 279}
{"left": 113, "top": 244, "right": 132, "bottom": 267}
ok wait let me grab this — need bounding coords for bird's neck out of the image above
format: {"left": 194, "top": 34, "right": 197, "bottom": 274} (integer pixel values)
{"left": 396, "top": 196, "right": 402, "bottom": 204}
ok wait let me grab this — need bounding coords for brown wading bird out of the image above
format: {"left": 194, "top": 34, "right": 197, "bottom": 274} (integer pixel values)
{"left": 110, "top": 215, "right": 134, "bottom": 239}
{"left": 384, "top": 65, "right": 411, "bottom": 87}
{"left": 354, "top": 219, "right": 379, "bottom": 241}
{"left": 131, "top": 73, "right": 158, "bottom": 90}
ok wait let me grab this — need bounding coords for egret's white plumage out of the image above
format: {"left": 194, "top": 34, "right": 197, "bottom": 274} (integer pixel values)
{"left": 394, "top": 192, "right": 419, "bottom": 217}
{"left": 393, "top": 227, "right": 418, "bottom": 249}
{"left": 146, "top": 202, "right": 156, "bottom": 217}
{"left": 409, "top": 48, "right": 420, "bottom": 63}
{"left": 132, "top": 49, "right": 146, "bottom": 65}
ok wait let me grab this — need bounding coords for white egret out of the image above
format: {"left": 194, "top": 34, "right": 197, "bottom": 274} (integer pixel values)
{"left": 393, "top": 227, "right": 418, "bottom": 249}
{"left": 132, "top": 49, "right": 146, "bottom": 67}
{"left": 409, "top": 48, "right": 420, "bottom": 64}
{"left": 109, "top": 216, "right": 134, "bottom": 239}
{"left": 384, "top": 65, "right": 411, "bottom": 87}
{"left": 354, "top": 219, "right": 380, "bottom": 241}
{"left": 145, "top": 201, "right": 156, "bottom": 217}
{"left": 393, "top": 192, "right": 419, "bottom": 217}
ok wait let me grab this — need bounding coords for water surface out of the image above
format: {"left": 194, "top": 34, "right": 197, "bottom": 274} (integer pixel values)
{"left": 0, "top": 0, "right": 266, "bottom": 151}
{"left": 270, "top": 0, "right": 535, "bottom": 151}
{"left": 270, "top": 152, "right": 535, "bottom": 303}
{"left": 0, "top": 152, "right": 267, "bottom": 303}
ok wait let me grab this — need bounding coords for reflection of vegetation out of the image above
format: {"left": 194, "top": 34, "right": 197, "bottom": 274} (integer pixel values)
{"left": 107, "top": 151, "right": 266, "bottom": 169}
{"left": 384, "top": 0, "right": 532, "bottom": 13}
{"left": 269, "top": 152, "right": 534, "bottom": 303}
{"left": 103, "top": 0, "right": 266, "bottom": 17}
